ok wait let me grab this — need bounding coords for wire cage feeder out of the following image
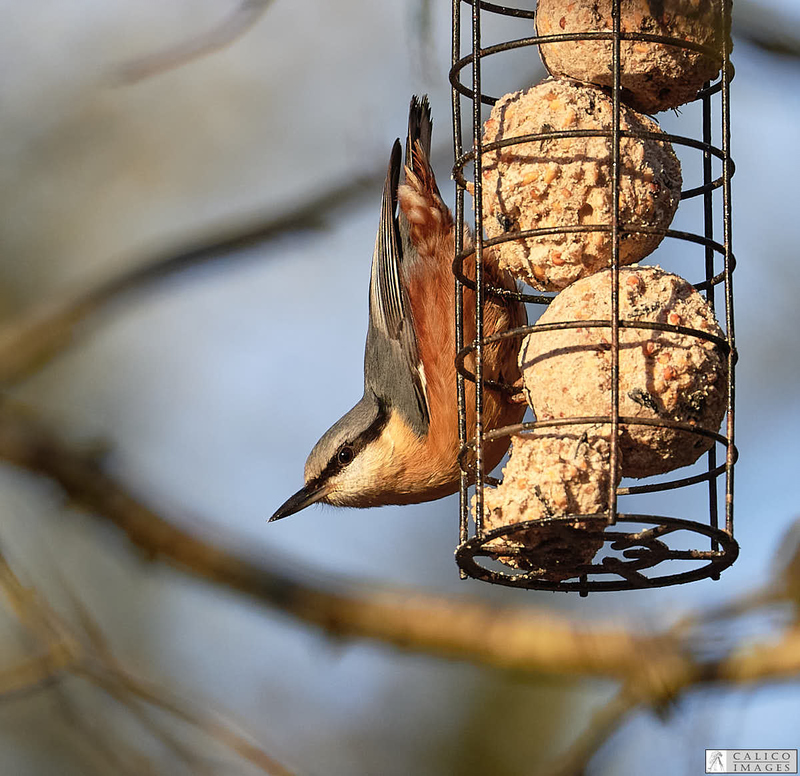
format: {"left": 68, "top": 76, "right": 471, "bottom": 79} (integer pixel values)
{"left": 451, "top": 0, "right": 737, "bottom": 593}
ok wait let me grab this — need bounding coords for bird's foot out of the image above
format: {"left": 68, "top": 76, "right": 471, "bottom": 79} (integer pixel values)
{"left": 508, "top": 377, "right": 527, "bottom": 405}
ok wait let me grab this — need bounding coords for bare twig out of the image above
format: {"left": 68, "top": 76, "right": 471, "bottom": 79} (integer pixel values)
{"left": 111, "top": 0, "right": 800, "bottom": 87}
{"left": 114, "top": 1, "right": 276, "bottom": 84}
{"left": 79, "top": 661, "right": 294, "bottom": 776}
{"left": 52, "top": 569, "right": 218, "bottom": 774}
{"left": 0, "top": 541, "right": 293, "bottom": 774}
{"left": 58, "top": 687, "right": 156, "bottom": 776}
{"left": 0, "top": 554, "right": 150, "bottom": 773}
{"left": 82, "top": 667, "right": 218, "bottom": 776}
{"left": 0, "top": 551, "right": 79, "bottom": 658}
{"left": 545, "top": 686, "right": 640, "bottom": 776}
{"left": 0, "top": 137, "right": 464, "bottom": 388}
{"left": 0, "top": 645, "right": 75, "bottom": 700}
{"left": 0, "top": 169, "right": 379, "bottom": 385}
{"left": 733, "top": 0, "right": 800, "bottom": 59}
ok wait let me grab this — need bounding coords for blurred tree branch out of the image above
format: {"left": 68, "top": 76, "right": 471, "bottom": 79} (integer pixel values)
{"left": 0, "top": 401, "right": 799, "bottom": 691}
{"left": 0, "top": 168, "right": 381, "bottom": 385}
{"left": 1, "top": 400, "right": 800, "bottom": 773}
{"left": 111, "top": 0, "right": 800, "bottom": 90}
{"left": 0, "top": 548, "right": 294, "bottom": 775}
{"left": 0, "top": 647, "right": 74, "bottom": 700}
{"left": 0, "top": 402, "right": 687, "bottom": 686}
{"left": 0, "top": 134, "right": 465, "bottom": 388}
{"left": 733, "top": 1, "right": 800, "bottom": 59}
{"left": 546, "top": 686, "right": 640, "bottom": 776}
{"left": 114, "top": 1, "right": 277, "bottom": 84}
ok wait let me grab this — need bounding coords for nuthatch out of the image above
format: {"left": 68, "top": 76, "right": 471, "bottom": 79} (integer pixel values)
{"left": 270, "top": 96, "right": 526, "bottom": 522}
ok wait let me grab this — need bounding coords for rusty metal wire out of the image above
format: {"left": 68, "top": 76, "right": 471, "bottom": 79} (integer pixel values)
{"left": 451, "top": 0, "right": 737, "bottom": 593}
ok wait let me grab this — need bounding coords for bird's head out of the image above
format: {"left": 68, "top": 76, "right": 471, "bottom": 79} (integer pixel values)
{"left": 269, "top": 394, "right": 394, "bottom": 521}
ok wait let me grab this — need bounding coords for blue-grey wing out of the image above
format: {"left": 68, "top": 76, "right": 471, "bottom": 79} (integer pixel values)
{"left": 364, "top": 139, "right": 430, "bottom": 437}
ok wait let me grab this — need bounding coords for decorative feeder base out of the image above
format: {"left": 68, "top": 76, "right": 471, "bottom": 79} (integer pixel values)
{"left": 456, "top": 515, "right": 739, "bottom": 595}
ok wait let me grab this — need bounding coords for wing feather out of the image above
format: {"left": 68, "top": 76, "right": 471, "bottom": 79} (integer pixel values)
{"left": 369, "top": 140, "right": 405, "bottom": 340}
{"left": 365, "top": 139, "right": 431, "bottom": 435}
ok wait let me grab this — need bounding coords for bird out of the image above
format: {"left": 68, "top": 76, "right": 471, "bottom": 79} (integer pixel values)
{"left": 269, "top": 95, "right": 527, "bottom": 522}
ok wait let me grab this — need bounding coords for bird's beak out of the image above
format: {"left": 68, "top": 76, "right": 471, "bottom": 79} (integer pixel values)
{"left": 269, "top": 481, "right": 331, "bottom": 522}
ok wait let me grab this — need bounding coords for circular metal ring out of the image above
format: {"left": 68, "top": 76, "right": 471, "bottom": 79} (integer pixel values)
{"left": 450, "top": 33, "right": 724, "bottom": 104}
{"left": 456, "top": 514, "right": 739, "bottom": 593}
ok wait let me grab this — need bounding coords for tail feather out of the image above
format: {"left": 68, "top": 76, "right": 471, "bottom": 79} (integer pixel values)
{"left": 399, "top": 94, "right": 449, "bottom": 238}
{"left": 406, "top": 95, "right": 433, "bottom": 168}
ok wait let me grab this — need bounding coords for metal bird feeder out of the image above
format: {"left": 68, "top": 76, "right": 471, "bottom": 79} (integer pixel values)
{"left": 451, "top": 0, "right": 737, "bottom": 592}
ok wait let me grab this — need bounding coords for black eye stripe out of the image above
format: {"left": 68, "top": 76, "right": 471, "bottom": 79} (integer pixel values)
{"left": 307, "top": 399, "right": 389, "bottom": 490}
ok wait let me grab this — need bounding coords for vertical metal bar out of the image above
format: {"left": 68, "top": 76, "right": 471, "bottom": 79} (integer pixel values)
{"left": 608, "top": 0, "right": 621, "bottom": 522}
{"left": 471, "top": 0, "right": 486, "bottom": 534}
{"left": 702, "top": 83, "right": 720, "bottom": 558}
{"left": 720, "top": 0, "right": 735, "bottom": 537}
{"left": 453, "top": 0, "right": 468, "bottom": 577}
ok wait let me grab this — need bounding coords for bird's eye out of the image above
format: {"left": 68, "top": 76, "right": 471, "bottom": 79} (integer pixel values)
{"left": 337, "top": 446, "right": 354, "bottom": 465}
